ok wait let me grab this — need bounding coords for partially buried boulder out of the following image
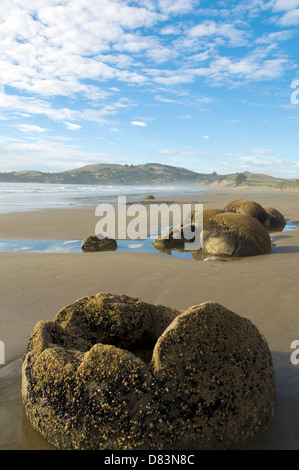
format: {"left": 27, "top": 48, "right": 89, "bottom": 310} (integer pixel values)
{"left": 224, "top": 199, "right": 269, "bottom": 227}
{"left": 264, "top": 207, "right": 286, "bottom": 231}
{"left": 22, "top": 294, "right": 276, "bottom": 450}
{"left": 153, "top": 209, "right": 225, "bottom": 251}
{"left": 152, "top": 225, "right": 186, "bottom": 250}
{"left": 81, "top": 235, "right": 117, "bottom": 252}
{"left": 203, "top": 212, "right": 272, "bottom": 257}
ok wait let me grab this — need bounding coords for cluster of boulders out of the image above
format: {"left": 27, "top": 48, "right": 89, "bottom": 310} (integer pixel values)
{"left": 22, "top": 293, "right": 276, "bottom": 450}
{"left": 153, "top": 199, "right": 286, "bottom": 258}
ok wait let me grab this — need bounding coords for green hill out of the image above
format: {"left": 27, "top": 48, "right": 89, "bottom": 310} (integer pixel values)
{"left": 0, "top": 163, "right": 298, "bottom": 189}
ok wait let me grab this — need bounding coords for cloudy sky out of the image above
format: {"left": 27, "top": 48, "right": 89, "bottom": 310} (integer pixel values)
{"left": 0, "top": 0, "right": 299, "bottom": 178}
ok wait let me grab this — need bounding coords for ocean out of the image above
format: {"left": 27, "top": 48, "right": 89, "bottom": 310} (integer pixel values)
{"left": 0, "top": 182, "right": 205, "bottom": 258}
{"left": 0, "top": 182, "right": 203, "bottom": 214}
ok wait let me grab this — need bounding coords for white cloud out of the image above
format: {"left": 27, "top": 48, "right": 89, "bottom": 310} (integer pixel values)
{"left": 157, "top": 0, "right": 197, "bottom": 14}
{"left": 255, "top": 30, "right": 294, "bottom": 44}
{"left": 0, "top": 0, "right": 292, "bottom": 106}
{"left": 188, "top": 20, "right": 249, "bottom": 48}
{"left": 209, "top": 55, "right": 289, "bottom": 82}
{"left": 249, "top": 148, "right": 274, "bottom": 155}
{"left": 62, "top": 121, "right": 82, "bottom": 131}
{"left": 0, "top": 138, "right": 113, "bottom": 172}
{"left": 241, "top": 155, "right": 284, "bottom": 166}
{"left": 197, "top": 97, "right": 215, "bottom": 105}
{"left": 131, "top": 120, "right": 147, "bottom": 127}
{"left": 0, "top": 0, "right": 298, "bottom": 180}
{"left": 13, "top": 124, "right": 48, "bottom": 133}
{"left": 277, "top": 8, "right": 299, "bottom": 25}
{"left": 0, "top": 0, "right": 161, "bottom": 99}
{"left": 0, "top": 92, "right": 133, "bottom": 125}
{"left": 0, "top": 0, "right": 295, "bottom": 131}
{"left": 203, "top": 135, "right": 210, "bottom": 139}
{"left": 147, "top": 52, "right": 290, "bottom": 86}
{"left": 156, "top": 149, "right": 207, "bottom": 156}
{"left": 269, "top": 0, "right": 299, "bottom": 25}
{"left": 271, "top": 0, "right": 299, "bottom": 12}
{"left": 154, "top": 94, "right": 176, "bottom": 103}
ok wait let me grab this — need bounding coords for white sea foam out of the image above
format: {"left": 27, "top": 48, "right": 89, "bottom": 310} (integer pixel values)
{"left": 0, "top": 182, "right": 203, "bottom": 214}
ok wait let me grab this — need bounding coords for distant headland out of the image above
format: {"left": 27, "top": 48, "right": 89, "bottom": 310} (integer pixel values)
{"left": 0, "top": 163, "right": 298, "bottom": 189}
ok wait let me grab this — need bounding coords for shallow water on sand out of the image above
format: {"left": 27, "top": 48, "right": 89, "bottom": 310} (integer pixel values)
{"left": 0, "top": 221, "right": 296, "bottom": 260}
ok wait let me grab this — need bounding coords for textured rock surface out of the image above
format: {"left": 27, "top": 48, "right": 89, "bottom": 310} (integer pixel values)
{"left": 151, "top": 302, "right": 276, "bottom": 450}
{"left": 224, "top": 199, "right": 269, "bottom": 226}
{"left": 154, "top": 201, "right": 286, "bottom": 258}
{"left": 264, "top": 207, "right": 286, "bottom": 231}
{"left": 22, "top": 295, "right": 276, "bottom": 450}
{"left": 194, "top": 208, "right": 225, "bottom": 227}
{"left": 54, "top": 293, "right": 179, "bottom": 349}
{"left": 203, "top": 212, "right": 272, "bottom": 257}
{"left": 81, "top": 235, "right": 117, "bottom": 252}
{"left": 152, "top": 225, "right": 186, "bottom": 250}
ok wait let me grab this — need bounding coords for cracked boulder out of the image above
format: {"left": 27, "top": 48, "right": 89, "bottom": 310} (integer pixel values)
{"left": 22, "top": 295, "right": 276, "bottom": 450}
{"left": 203, "top": 212, "right": 272, "bottom": 257}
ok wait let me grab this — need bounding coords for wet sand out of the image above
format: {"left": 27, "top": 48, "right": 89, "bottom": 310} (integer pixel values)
{"left": 1, "top": 187, "right": 299, "bottom": 450}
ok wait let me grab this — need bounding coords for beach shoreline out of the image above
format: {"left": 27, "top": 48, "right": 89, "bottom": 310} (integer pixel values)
{"left": 1, "top": 187, "right": 299, "bottom": 449}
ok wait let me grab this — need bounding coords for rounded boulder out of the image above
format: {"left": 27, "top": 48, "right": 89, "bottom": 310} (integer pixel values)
{"left": 203, "top": 212, "right": 272, "bottom": 257}
{"left": 81, "top": 235, "right": 117, "bottom": 252}
{"left": 152, "top": 301, "right": 276, "bottom": 449}
{"left": 224, "top": 199, "right": 269, "bottom": 226}
{"left": 264, "top": 207, "right": 286, "bottom": 231}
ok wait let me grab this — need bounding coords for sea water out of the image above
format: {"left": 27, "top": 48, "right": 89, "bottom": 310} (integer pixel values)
{"left": 0, "top": 182, "right": 201, "bottom": 214}
{"left": 0, "top": 182, "right": 204, "bottom": 259}
{"left": 0, "top": 182, "right": 295, "bottom": 259}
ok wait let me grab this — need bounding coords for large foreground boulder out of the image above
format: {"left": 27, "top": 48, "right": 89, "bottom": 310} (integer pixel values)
{"left": 203, "top": 212, "right": 272, "bottom": 257}
{"left": 152, "top": 302, "right": 276, "bottom": 450}
{"left": 22, "top": 294, "right": 276, "bottom": 450}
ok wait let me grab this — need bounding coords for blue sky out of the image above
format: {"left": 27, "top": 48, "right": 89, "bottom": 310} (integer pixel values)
{"left": 0, "top": 0, "right": 299, "bottom": 178}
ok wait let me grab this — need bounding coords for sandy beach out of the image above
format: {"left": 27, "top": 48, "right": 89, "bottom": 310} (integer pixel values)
{"left": 1, "top": 187, "right": 299, "bottom": 450}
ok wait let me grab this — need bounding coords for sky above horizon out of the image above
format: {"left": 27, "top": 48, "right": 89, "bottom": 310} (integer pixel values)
{"left": 0, "top": 0, "right": 299, "bottom": 178}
